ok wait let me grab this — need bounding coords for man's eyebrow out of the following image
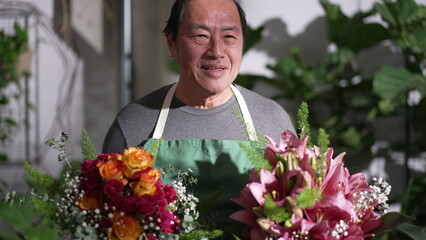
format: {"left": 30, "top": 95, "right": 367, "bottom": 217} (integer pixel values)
{"left": 191, "top": 24, "right": 240, "bottom": 32}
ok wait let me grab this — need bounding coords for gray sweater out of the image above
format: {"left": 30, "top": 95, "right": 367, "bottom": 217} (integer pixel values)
{"left": 102, "top": 84, "right": 296, "bottom": 153}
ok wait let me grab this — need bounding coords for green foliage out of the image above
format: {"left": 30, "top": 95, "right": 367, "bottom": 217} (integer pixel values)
{"left": 297, "top": 188, "right": 322, "bottom": 209}
{"left": 398, "top": 176, "right": 426, "bottom": 227}
{"left": 24, "top": 162, "right": 58, "bottom": 195}
{"left": 148, "top": 138, "right": 162, "bottom": 160}
{"left": 180, "top": 229, "right": 223, "bottom": 240}
{"left": 317, "top": 128, "right": 330, "bottom": 154}
{"left": 243, "top": 25, "right": 264, "bottom": 54}
{"left": 263, "top": 194, "right": 291, "bottom": 222}
{"left": 81, "top": 129, "right": 96, "bottom": 160}
{"left": 45, "top": 132, "right": 70, "bottom": 164}
{"left": 30, "top": 196, "right": 57, "bottom": 219}
{"left": 0, "top": 22, "right": 29, "bottom": 151}
{"left": 297, "top": 102, "right": 311, "bottom": 145}
{"left": 239, "top": 141, "right": 273, "bottom": 172}
{"left": 0, "top": 197, "right": 58, "bottom": 240}
{"left": 236, "top": 0, "right": 426, "bottom": 164}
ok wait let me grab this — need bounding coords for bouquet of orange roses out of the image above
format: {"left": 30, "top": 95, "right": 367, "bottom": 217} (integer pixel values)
{"left": 7, "top": 131, "right": 221, "bottom": 240}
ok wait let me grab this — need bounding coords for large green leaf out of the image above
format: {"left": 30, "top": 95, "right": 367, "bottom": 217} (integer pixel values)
{"left": 342, "top": 23, "right": 389, "bottom": 53}
{"left": 0, "top": 200, "right": 38, "bottom": 229}
{"left": 399, "top": 175, "right": 426, "bottom": 226}
{"left": 395, "top": 0, "right": 419, "bottom": 25}
{"left": 243, "top": 25, "right": 264, "bottom": 54}
{"left": 396, "top": 223, "right": 426, "bottom": 240}
{"left": 404, "top": 27, "right": 426, "bottom": 55}
{"left": 320, "top": 0, "right": 349, "bottom": 43}
{"left": 371, "top": 212, "right": 414, "bottom": 234}
{"left": 375, "top": 1, "right": 398, "bottom": 27}
{"left": 373, "top": 66, "right": 424, "bottom": 101}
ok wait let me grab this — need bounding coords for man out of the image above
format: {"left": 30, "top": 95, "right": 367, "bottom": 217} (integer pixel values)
{"left": 103, "top": 0, "right": 295, "bottom": 233}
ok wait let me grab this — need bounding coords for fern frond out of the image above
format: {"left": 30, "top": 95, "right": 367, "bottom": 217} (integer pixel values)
{"left": 297, "top": 102, "right": 312, "bottom": 147}
{"left": 24, "top": 162, "right": 57, "bottom": 195}
{"left": 30, "top": 196, "right": 57, "bottom": 218}
{"left": 81, "top": 129, "right": 96, "bottom": 160}
{"left": 239, "top": 142, "right": 273, "bottom": 172}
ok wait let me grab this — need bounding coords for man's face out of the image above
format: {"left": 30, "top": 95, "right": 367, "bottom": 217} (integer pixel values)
{"left": 167, "top": 0, "right": 243, "bottom": 97}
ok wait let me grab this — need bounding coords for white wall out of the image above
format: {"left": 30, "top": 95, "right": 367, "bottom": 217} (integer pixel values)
{"left": 0, "top": 0, "right": 84, "bottom": 191}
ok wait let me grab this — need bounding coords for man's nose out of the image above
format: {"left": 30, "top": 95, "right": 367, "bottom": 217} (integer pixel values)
{"left": 206, "top": 37, "right": 224, "bottom": 59}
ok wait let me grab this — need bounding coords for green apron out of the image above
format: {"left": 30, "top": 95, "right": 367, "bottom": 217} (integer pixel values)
{"left": 143, "top": 83, "right": 258, "bottom": 233}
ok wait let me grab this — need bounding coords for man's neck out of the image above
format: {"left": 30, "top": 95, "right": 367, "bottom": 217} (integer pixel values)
{"left": 174, "top": 83, "right": 234, "bottom": 109}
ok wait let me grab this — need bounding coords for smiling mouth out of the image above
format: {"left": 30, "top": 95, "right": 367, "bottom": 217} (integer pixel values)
{"left": 201, "top": 66, "right": 226, "bottom": 70}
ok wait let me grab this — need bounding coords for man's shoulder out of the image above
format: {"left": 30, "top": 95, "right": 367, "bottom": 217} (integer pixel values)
{"left": 117, "top": 85, "right": 171, "bottom": 115}
{"left": 236, "top": 84, "right": 285, "bottom": 111}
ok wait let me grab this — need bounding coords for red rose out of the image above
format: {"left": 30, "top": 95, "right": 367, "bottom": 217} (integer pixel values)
{"left": 136, "top": 197, "right": 156, "bottom": 216}
{"left": 109, "top": 195, "right": 126, "bottom": 211}
{"left": 163, "top": 184, "right": 178, "bottom": 203}
{"left": 124, "top": 194, "right": 139, "bottom": 214}
{"left": 156, "top": 208, "right": 179, "bottom": 233}
{"left": 103, "top": 179, "right": 124, "bottom": 198}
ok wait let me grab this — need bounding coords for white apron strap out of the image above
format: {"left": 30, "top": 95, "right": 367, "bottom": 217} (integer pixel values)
{"left": 152, "top": 83, "right": 258, "bottom": 141}
{"left": 152, "top": 83, "right": 177, "bottom": 139}
{"left": 230, "top": 85, "right": 258, "bottom": 141}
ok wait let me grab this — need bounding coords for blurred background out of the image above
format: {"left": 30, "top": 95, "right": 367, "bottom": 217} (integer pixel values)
{"left": 0, "top": 0, "right": 425, "bottom": 238}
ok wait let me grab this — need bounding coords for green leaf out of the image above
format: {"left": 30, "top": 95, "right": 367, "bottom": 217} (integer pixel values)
{"left": 320, "top": 0, "right": 349, "bottom": 44}
{"left": 24, "top": 162, "right": 58, "bottom": 195}
{"left": 81, "top": 129, "right": 96, "bottom": 160}
{"left": 264, "top": 194, "right": 291, "bottom": 222}
{"left": 297, "top": 188, "right": 321, "bottom": 209}
{"left": 297, "top": 102, "right": 312, "bottom": 146}
{"left": 396, "top": 222, "right": 426, "bottom": 240}
{"left": 404, "top": 27, "right": 426, "bottom": 55}
{"left": 0, "top": 199, "right": 38, "bottom": 230}
{"left": 339, "top": 126, "right": 362, "bottom": 150}
{"left": 395, "top": 0, "right": 419, "bottom": 24}
{"left": 0, "top": 229, "right": 21, "bottom": 240}
{"left": 342, "top": 23, "right": 389, "bottom": 53}
{"left": 30, "top": 196, "right": 57, "bottom": 218}
{"left": 317, "top": 128, "right": 330, "bottom": 155}
{"left": 371, "top": 212, "right": 414, "bottom": 234}
{"left": 244, "top": 25, "right": 264, "bottom": 54}
{"left": 238, "top": 141, "right": 272, "bottom": 172}
{"left": 0, "top": 153, "right": 7, "bottom": 162}
{"left": 373, "top": 66, "right": 422, "bottom": 101}
{"left": 375, "top": 1, "right": 398, "bottom": 27}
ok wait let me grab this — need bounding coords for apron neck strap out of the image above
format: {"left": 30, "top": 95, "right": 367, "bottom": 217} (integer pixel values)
{"left": 152, "top": 83, "right": 258, "bottom": 141}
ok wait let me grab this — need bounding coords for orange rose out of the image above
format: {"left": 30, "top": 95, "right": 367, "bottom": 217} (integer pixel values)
{"left": 130, "top": 168, "right": 162, "bottom": 197}
{"left": 78, "top": 195, "right": 98, "bottom": 210}
{"left": 122, "top": 147, "right": 154, "bottom": 178}
{"left": 108, "top": 212, "right": 143, "bottom": 240}
{"left": 97, "top": 158, "right": 127, "bottom": 185}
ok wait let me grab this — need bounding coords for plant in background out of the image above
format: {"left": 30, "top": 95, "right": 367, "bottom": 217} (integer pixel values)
{"left": 0, "top": 22, "right": 30, "bottom": 162}
{"left": 234, "top": 0, "right": 426, "bottom": 238}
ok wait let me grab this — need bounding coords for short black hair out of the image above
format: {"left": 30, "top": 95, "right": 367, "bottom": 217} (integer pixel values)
{"left": 163, "top": 0, "right": 247, "bottom": 44}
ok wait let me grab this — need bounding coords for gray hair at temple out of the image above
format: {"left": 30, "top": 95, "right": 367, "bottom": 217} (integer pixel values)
{"left": 162, "top": 0, "right": 247, "bottom": 44}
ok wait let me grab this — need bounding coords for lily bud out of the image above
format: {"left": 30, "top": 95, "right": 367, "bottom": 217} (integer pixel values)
{"left": 256, "top": 218, "right": 275, "bottom": 233}
{"left": 302, "top": 171, "right": 312, "bottom": 189}
{"left": 276, "top": 160, "right": 285, "bottom": 178}
{"left": 286, "top": 196, "right": 303, "bottom": 218}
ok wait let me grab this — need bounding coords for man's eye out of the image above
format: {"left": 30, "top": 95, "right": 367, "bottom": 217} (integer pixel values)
{"left": 196, "top": 34, "right": 207, "bottom": 38}
{"left": 225, "top": 35, "right": 236, "bottom": 39}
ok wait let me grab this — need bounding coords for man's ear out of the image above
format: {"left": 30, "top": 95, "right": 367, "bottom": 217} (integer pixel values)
{"left": 166, "top": 34, "right": 176, "bottom": 58}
